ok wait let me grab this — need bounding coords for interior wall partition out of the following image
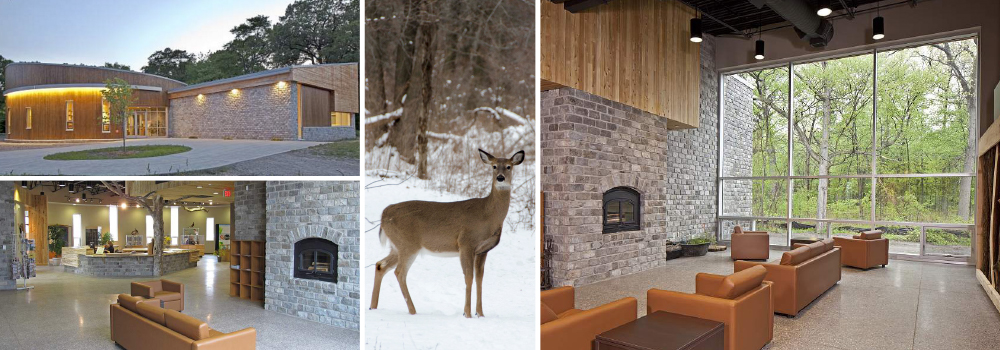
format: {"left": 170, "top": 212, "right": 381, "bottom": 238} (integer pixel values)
{"left": 717, "top": 35, "right": 979, "bottom": 264}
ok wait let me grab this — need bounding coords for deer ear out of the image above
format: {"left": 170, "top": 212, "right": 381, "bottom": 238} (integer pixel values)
{"left": 478, "top": 149, "right": 494, "bottom": 163}
{"left": 510, "top": 150, "right": 525, "bottom": 165}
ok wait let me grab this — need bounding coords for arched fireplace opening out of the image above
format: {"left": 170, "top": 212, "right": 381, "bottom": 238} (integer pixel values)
{"left": 294, "top": 238, "right": 338, "bottom": 283}
{"left": 603, "top": 187, "right": 641, "bottom": 233}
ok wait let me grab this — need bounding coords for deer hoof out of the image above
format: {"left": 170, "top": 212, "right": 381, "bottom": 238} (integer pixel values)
{"left": 463, "top": 312, "right": 472, "bottom": 318}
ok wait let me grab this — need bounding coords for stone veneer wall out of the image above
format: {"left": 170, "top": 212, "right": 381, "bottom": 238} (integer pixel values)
{"left": 234, "top": 182, "right": 267, "bottom": 242}
{"left": 68, "top": 253, "right": 197, "bottom": 277}
{"left": 302, "top": 126, "right": 355, "bottom": 142}
{"left": 264, "top": 181, "right": 360, "bottom": 330}
{"left": 541, "top": 36, "right": 720, "bottom": 287}
{"left": 720, "top": 74, "right": 755, "bottom": 237}
{"left": 0, "top": 182, "right": 15, "bottom": 290}
{"left": 169, "top": 83, "right": 297, "bottom": 140}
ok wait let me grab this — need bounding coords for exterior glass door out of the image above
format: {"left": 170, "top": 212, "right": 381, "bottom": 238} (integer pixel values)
{"left": 126, "top": 108, "right": 167, "bottom": 138}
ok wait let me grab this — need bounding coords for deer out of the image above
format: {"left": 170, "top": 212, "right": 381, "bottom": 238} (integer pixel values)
{"left": 370, "top": 149, "right": 525, "bottom": 318}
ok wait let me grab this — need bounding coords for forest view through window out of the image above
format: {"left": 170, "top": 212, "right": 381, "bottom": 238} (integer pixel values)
{"left": 720, "top": 36, "right": 978, "bottom": 258}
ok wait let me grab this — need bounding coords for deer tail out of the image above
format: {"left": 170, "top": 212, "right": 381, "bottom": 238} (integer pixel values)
{"left": 379, "top": 227, "right": 387, "bottom": 247}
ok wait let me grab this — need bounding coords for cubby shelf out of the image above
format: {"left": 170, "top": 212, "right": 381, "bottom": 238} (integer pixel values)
{"left": 229, "top": 240, "right": 265, "bottom": 303}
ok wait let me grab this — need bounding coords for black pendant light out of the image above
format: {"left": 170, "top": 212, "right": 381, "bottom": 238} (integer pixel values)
{"left": 873, "top": 1, "right": 885, "bottom": 40}
{"left": 817, "top": 0, "right": 832, "bottom": 16}
{"left": 754, "top": 16, "right": 765, "bottom": 60}
{"left": 690, "top": 8, "right": 703, "bottom": 43}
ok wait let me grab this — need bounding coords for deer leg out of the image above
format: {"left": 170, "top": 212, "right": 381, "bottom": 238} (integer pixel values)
{"left": 474, "top": 251, "right": 488, "bottom": 317}
{"left": 460, "top": 248, "right": 475, "bottom": 318}
{"left": 370, "top": 252, "right": 399, "bottom": 310}
{"left": 394, "top": 252, "right": 418, "bottom": 315}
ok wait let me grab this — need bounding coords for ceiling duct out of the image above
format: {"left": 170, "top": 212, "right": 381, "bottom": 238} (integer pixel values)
{"left": 750, "top": 0, "right": 835, "bottom": 47}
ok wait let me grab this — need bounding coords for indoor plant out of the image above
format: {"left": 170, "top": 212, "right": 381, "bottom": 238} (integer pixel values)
{"left": 48, "top": 225, "right": 66, "bottom": 265}
{"left": 681, "top": 234, "right": 714, "bottom": 257}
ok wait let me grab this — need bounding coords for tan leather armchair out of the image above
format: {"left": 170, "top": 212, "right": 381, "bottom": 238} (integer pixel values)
{"left": 540, "top": 286, "right": 637, "bottom": 350}
{"left": 833, "top": 230, "right": 889, "bottom": 269}
{"left": 132, "top": 279, "right": 185, "bottom": 311}
{"left": 111, "top": 294, "right": 256, "bottom": 349}
{"left": 734, "top": 239, "right": 841, "bottom": 316}
{"left": 647, "top": 265, "right": 773, "bottom": 350}
{"left": 731, "top": 226, "right": 770, "bottom": 260}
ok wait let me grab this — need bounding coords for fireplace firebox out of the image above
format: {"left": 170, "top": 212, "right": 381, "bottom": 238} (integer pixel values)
{"left": 294, "top": 238, "right": 338, "bottom": 283}
{"left": 603, "top": 187, "right": 641, "bottom": 233}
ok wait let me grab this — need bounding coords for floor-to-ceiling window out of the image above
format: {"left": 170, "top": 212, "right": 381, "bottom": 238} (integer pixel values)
{"left": 719, "top": 36, "right": 978, "bottom": 261}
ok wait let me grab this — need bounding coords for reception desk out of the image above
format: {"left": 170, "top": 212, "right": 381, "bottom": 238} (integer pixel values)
{"left": 62, "top": 247, "right": 199, "bottom": 277}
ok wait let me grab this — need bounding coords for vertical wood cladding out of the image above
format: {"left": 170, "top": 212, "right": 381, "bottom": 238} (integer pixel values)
{"left": 6, "top": 90, "right": 166, "bottom": 140}
{"left": 541, "top": 0, "right": 701, "bottom": 129}
{"left": 301, "top": 85, "right": 332, "bottom": 127}
{"left": 3, "top": 63, "right": 180, "bottom": 140}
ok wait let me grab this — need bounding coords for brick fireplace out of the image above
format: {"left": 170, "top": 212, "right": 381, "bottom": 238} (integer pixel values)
{"left": 541, "top": 36, "right": 720, "bottom": 287}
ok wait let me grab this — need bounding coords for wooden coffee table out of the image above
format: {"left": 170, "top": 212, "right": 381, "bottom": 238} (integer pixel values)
{"left": 790, "top": 237, "right": 823, "bottom": 246}
{"left": 594, "top": 311, "right": 724, "bottom": 350}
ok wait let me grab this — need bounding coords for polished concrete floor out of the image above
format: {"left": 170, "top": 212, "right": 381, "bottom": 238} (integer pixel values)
{"left": 574, "top": 250, "right": 1000, "bottom": 350}
{"left": 0, "top": 255, "right": 359, "bottom": 349}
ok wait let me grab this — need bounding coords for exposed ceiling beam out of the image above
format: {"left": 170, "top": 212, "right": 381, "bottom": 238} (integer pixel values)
{"left": 675, "top": 0, "right": 747, "bottom": 36}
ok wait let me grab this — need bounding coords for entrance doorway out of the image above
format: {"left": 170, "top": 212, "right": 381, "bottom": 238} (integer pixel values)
{"left": 126, "top": 107, "right": 167, "bottom": 138}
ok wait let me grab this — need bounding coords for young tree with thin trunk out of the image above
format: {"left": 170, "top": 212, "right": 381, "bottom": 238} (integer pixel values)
{"left": 101, "top": 78, "right": 135, "bottom": 152}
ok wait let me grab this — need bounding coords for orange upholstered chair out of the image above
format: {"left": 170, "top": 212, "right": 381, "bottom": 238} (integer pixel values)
{"left": 647, "top": 265, "right": 773, "bottom": 350}
{"left": 833, "top": 230, "right": 889, "bottom": 269}
{"left": 730, "top": 226, "right": 770, "bottom": 260}
{"left": 540, "top": 286, "right": 637, "bottom": 350}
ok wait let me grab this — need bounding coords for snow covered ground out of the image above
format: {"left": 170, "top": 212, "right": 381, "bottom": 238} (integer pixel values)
{"left": 364, "top": 175, "right": 536, "bottom": 350}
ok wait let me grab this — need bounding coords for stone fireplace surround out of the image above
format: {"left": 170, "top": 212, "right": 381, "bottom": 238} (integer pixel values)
{"left": 234, "top": 181, "right": 360, "bottom": 331}
{"left": 541, "top": 36, "right": 719, "bottom": 287}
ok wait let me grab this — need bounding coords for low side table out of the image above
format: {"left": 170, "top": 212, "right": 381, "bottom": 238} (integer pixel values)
{"left": 594, "top": 311, "right": 724, "bottom": 350}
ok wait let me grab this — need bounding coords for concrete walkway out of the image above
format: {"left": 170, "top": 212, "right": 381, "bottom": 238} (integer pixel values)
{"left": 0, "top": 138, "right": 323, "bottom": 175}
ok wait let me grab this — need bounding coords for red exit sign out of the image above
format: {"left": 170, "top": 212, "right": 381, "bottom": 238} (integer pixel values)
{"left": 224, "top": 189, "right": 232, "bottom": 197}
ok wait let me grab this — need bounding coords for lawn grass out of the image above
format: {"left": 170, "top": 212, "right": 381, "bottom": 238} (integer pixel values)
{"left": 307, "top": 139, "right": 360, "bottom": 159}
{"left": 43, "top": 145, "right": 192, "bottom": 160}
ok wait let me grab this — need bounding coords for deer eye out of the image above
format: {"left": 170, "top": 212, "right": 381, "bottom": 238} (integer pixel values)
{"left": 506, "top": 166, "right": 511, "bottom": 170}
{"left": 492, "top": 165, "right": 496, "bottom": 169}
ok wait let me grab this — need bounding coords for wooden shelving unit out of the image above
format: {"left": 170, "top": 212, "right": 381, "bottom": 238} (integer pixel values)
{"left": 976, "top": 118, "right": 1000, "bottom": 315}
{"left": 230, "top": 240, "right": 265, "bottom": 303}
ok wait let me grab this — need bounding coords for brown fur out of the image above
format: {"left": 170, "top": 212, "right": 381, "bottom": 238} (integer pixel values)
{"left": 370, "top": 149, "right": 524, "bottom": 318}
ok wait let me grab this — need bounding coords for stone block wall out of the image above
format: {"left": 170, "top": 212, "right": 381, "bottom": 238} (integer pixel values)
{"left": 169, "top": 83, "right": 297, "bottom": 140}
{"left": 541, "top": 36, "right": 720, "bottom": 287}
{"left": 234, "top": 182, "right": 267, "bottom": 242}
{"left": 0, "top": 182, "right": 15, "bottom": 290}
{"left": 720, "top": 74, "right": 755, "bottom": 237}
{"left": 302, "top": 127, "right": 355, "bottom": 142}
{"left": 264, "top": 181, "right": 360, "bottom": 330}
{"left": 69, "top": 253, "right": 196, "bottom": 277}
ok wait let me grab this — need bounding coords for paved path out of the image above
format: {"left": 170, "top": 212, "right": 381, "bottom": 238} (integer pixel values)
{"left": 0, "top": 138, "right": 323, "bottom": 175}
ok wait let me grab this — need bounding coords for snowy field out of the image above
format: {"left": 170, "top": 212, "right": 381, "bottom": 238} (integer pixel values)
{"left": 364, "top": 175, "right": 536, "bottom": 350}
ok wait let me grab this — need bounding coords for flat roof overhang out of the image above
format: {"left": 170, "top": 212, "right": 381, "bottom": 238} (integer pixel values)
{"left": 3, "top": 83, "right": 163, "bottom": 96}
{"left": 167, "top": 68, "right": 293, "bottom": 99}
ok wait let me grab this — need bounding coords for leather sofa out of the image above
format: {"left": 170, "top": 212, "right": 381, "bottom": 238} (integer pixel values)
{"left": 540, "top": 286, "right": 637, "bottom": 350}
{"left": 647, "top": 265, "right": 773, "bottom": 350}
{"left": 111, "top": 294, "right": 256, "bottom": 349}
{"left": 734, "top": 239, "right": 841, "bottom": 316}
{"left": 132, "top": 279, "right": 185, "bottom": 311}
{"left": 833, "top": 230, "right": 889, "bottom": 269}
{"left": 730, "top": 226, "right": 770, "bottom": 260}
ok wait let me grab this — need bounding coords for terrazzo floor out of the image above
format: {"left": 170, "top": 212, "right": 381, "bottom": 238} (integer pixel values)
{"left": 0, "top": 255, "right": 359, "bottom": 349}
{"left": 573, "top": 250, "right": 1000, "bottom": 350}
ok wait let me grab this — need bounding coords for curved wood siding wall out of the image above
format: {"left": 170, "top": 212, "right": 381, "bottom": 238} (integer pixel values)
{"left": 4, "top": 63, "right": 185, "bottom": 140}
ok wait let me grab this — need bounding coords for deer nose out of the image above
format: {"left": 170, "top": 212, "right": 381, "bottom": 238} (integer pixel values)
{"left": 496, "top": 174, "right": 506, "bottom": 182}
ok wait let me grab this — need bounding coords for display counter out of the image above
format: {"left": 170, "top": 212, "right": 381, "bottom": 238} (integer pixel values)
{"left": 62, "top": 247, "right": 199, "bottom": 277}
